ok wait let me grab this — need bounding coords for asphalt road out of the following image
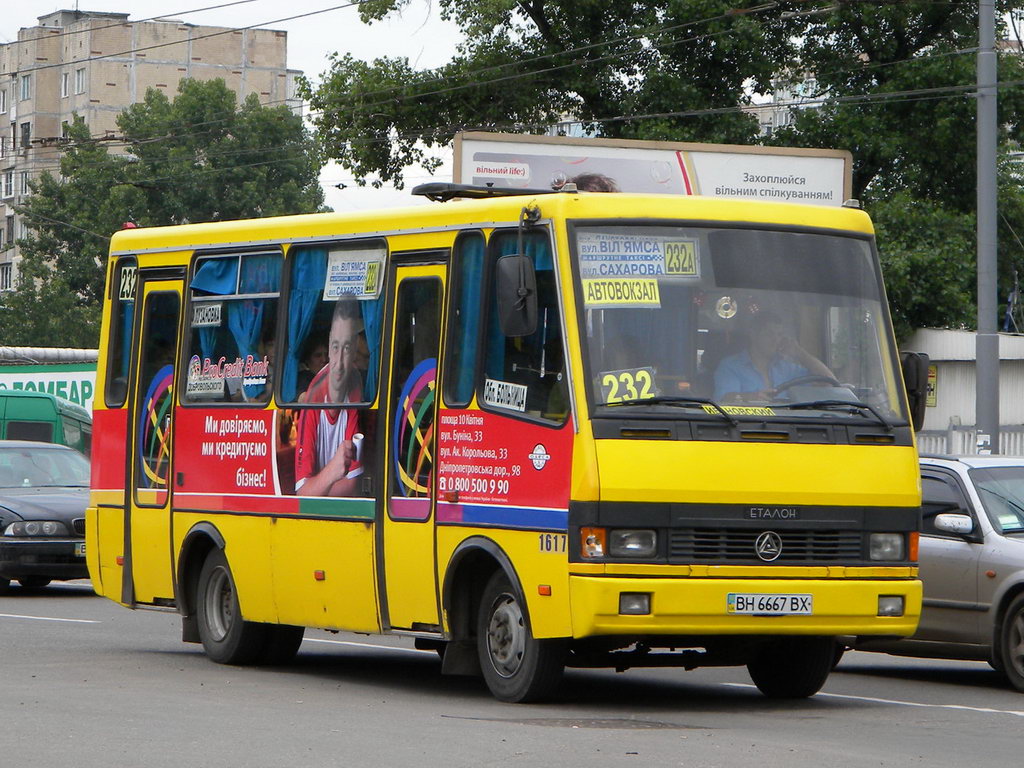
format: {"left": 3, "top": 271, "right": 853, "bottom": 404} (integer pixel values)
{"left": 2, "top": 580, "right": 1022, "bottom": 767}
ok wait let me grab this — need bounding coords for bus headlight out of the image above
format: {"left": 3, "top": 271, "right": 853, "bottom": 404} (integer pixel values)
{"left": 869, "top": 533, "right": 905, "bottom": 561}
{"left": 609, "top": 529, "right": 657, "bottom": 558}
{"left": 4, "top": 520, "right": 69, "bottom": 536}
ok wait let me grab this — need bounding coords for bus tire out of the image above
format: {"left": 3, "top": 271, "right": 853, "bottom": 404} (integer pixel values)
{"left": 0, "top": 577, "right": 9, "bottom": 594}
{"left": 258, "top": 624, "right": 305, "bottom": 666}
{"left": 999, "top": 594, "right": 1024, "bottom": 692}
{"left": 196, "top": 548, "right": 268, "bottom": 665}
{"left": 747, "top": 636, "right": 834, "bottom": 699}
{"left": 476, "top": 570, "right": 565, "bottom": 703}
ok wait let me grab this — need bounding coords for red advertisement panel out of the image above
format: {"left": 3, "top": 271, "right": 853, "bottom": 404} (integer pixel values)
{"left": 436, "top": 408, "right": 572, "bottom": 510}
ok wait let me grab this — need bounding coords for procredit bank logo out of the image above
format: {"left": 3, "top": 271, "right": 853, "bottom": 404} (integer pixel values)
{"left": 528, "top": 443, "right": 551, "bottom": 471}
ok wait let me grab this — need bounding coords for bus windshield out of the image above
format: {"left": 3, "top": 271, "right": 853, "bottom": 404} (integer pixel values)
{"left": 572, "top": 224, "right": 907, "bottom": 424}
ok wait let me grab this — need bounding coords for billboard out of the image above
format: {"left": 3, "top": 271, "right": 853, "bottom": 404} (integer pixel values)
{"left": 0, "top": 363, "right": 97, "bottom": 411}
{"left": 454, "top": 132, "right": 852, "bottom": 206}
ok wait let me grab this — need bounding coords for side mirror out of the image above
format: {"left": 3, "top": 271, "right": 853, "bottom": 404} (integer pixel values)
{"left": 495, "top": 253, "right": 537, "bottom": 337}
{"left": 900, "top": 351, "right": 929, "bottom": 431}
{"left": 933, "top": 513, "right": 974, "bottom": 536}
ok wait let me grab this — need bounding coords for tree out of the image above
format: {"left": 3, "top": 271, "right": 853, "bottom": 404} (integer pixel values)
{"left": 0, "top": 78, "right": 325, "bottom": 347}
{"left": 302, "top": 0, "right": 808, "bottom": 187}
{"left": 304, "top": 1, "right": 1024, "bottom": 334}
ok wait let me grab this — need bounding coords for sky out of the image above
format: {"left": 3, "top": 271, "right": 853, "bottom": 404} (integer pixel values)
{"left": 0, "top": 0, "right": 464, "bottom": 211}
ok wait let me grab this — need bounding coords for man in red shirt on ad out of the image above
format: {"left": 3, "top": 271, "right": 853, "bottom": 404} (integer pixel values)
{"left": 295, "top": 297, "right": 363, "bottom": 496}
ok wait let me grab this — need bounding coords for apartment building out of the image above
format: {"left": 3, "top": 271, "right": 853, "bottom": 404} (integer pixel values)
{"left": 0, "top": 9, "right": 302, "bottom": 290}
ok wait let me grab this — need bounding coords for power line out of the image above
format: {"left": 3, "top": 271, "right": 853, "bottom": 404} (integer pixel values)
{"left": 1, "top": 1, "right": 260, "bottom": 46}
{"left": 12, "top": 1, "right": 374, "bottom": 76}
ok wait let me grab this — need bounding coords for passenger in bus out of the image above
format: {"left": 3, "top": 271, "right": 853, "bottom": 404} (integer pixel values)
{"left": 713, "top": 311, "right": 832, "bottom": 403}
{"left": 294, "top": 297, "right": 364, "bottom": 496}
{"left": 296, "top": 338, "right": 328, "bottom": 399}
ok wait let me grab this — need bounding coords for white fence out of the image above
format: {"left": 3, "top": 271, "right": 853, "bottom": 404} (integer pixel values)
{"left": 917, "top": 426, "right": 1024, "bottom": 457}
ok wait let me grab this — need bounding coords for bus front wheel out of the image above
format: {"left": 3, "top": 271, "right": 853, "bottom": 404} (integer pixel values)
{"left": 196, "top": 548, "right": 268, "bottom": 665}
{"left": 747, "top": 636, "right": 834, "bottom": 698}
{"left": 476, "top": 571, "right": 565, "bottom": 703}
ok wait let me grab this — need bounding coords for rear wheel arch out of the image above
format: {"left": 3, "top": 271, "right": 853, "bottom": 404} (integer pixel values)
{"left": 993, "top": 582, "right": 1024, "bottom": 682}
{"left": 991, "top": 581, "right": 1024, "bottom": 667}
{"left": 176, "top": 523, "right": 224, "bottom": 628}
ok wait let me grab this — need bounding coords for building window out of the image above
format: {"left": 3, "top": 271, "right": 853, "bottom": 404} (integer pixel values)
{"left": 19, "top": 218, "right": 28, "bottom": 239}
{"left": 0, "top": 89, "right": 7, "bottom": 113}
{"left": 2, "top": 172, "right": 12, "bottom": 198}
{"left": 6, "top": 215, "right": 14, "bottom": 244}
{"left": 20, "top": 122, "right": 31, "bottom": 149}
{"left": 75, "top": 68, "right": 86, "bottom": 95}
{"left": 61, "top": 72, "right": 69, "bottom": 98}
{"left": 0, "top": 263, "right": 11, "bottom": 291}
{"left": 20, "top": 75, "right": 31, "bottom": 101}
{"left": 19, "top": 171, "right": 29, "bottom": 195}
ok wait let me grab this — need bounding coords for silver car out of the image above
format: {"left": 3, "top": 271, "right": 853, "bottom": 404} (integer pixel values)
{"left": 849, "top": 455, "right": 1024, "bottom": 691}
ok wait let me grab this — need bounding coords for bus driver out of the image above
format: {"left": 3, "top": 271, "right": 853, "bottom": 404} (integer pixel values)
{"left": 295, "top": 297, "right": 364, "bottom": 496}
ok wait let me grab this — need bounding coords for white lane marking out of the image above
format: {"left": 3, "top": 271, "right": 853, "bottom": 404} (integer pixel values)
{"left": 304, "top": 637, "right": 433, "bottom": 655}
{"left": 0, "top": 613, "right": 100, "bottom": 624}
{"left": 723, "top": 682, "right": 1024, "bottom": 717}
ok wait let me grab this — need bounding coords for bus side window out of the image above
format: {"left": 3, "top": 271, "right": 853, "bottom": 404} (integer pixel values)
{"left": 105, "top": 258, "right": 137, "bottom": 408}
{"left": 280, "top": 244, "right": 385, "bottom": 406}
{"left": 184, "top": 252, "right": 281, "bottom": 404}
{"left": 278, "top": 243, "right": 385, "bottom": 498}
{"left": 483, "top": 230, "right": 568, "bottom": 423}
{"left": 443, "top": 231, "right": 485, "bottom": 406}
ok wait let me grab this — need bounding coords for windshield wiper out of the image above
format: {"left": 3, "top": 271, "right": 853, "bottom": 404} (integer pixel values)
{"left": 604, "top": 396, "right": 739, "bottom": 427}
{"left": 777, "top": 399, "right": 892, "bottom": 431}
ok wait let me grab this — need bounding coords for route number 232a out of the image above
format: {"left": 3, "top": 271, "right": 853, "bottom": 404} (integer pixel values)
{"left": 600, "top": 367, "right": 657, "bottom": 404}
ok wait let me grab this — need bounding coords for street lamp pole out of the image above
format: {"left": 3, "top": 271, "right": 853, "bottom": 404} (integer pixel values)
{"left": 976, "top": 0, "right": 999, "bottom": 453}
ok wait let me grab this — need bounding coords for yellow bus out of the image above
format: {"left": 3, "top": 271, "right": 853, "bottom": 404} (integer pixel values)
{"left": 88, "top": 184, "right": 924, "bottom": 702}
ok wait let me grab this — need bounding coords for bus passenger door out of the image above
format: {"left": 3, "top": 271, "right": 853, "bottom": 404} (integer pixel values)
{"left": 123, "top": 278, "right": 182, "bottom": 606}
{"left": 380, "top": 265, "right": 444, "bottom": 630}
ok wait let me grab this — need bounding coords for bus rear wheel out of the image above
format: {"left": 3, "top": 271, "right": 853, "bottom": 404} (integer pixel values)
{"left": 747, "top": 636, "right": 835, "bottom": 698}
{"left": 476, "top": 571, "right": 565, "bottom": 703}
{"left": 196, "top": 548, "right": 268, "bottom": 665}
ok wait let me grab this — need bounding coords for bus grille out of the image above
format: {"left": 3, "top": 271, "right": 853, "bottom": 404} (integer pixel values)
{"left": 668, "top": 528, "right": 862, "bottom": 563}
{"left": 72, "top": 518, "right": 86, "bottom": 536}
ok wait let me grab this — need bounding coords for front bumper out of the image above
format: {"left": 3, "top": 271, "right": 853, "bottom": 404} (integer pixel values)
{"left": 568, "top": 575, "right": 922, "bottom": 639}
{"left": 0, "top": 538, "right": 88, "bottom": 580}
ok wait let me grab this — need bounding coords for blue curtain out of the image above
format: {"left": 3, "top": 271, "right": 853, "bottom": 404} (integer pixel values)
{"left": 225, "top": 254, "right": 280, "bottom": 400}
{"left": 361, "top": 298, "right": 381, "bottom": 401}
{"left": 283, "top": 248, "right": 327, "bottom": 402}
{"left": 119, "top": 301, "right": 134, "bottom": 379}
{"left": 192, "top": 257, "right": 239, "bottom": 365}
{"left": 191, "top": 257, "right": 238, "bottom": 295}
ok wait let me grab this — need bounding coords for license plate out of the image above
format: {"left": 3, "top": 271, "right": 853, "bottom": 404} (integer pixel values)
{"left": 74, "top": 542, "right": 86, "bottom": 557}
{"left": 727, "top": 593, "right": 812, "bottom": 615}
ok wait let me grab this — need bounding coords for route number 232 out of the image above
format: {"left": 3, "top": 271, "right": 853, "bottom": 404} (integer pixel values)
{"left": 600, "top": 367, "right": 656, "bottom": 404}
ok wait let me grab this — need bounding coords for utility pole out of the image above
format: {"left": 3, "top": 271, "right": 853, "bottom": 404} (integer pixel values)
{"left": 976, "top": 0, "right": 999, "bottom": 454}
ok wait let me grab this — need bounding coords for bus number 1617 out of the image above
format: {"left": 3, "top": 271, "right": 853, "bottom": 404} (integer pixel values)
{"left": 539, "top": 533, "right": 567, "bottom": 553}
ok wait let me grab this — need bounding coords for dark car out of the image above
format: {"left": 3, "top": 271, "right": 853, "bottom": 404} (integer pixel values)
{"left": 0, "top": 440, "right": 90, "bottom": 592}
